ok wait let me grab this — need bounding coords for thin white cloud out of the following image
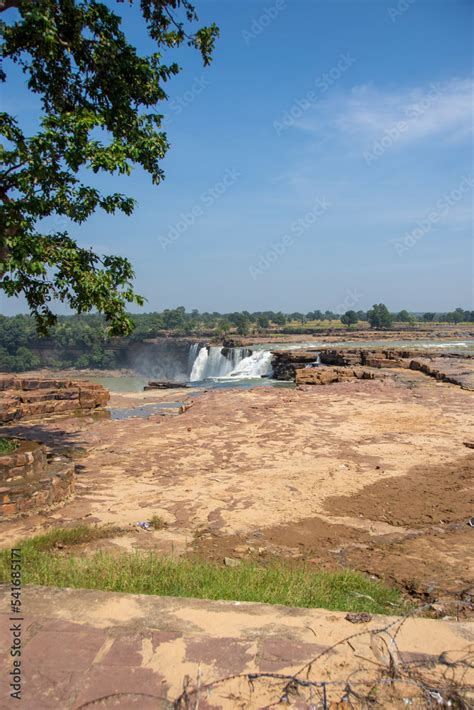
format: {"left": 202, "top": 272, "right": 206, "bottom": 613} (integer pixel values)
{"left": 296, "top": 77, "right": 473, "bottom": 147}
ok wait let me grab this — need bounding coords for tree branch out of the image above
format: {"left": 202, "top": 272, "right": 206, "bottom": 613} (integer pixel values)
{"left": 0, "top": 190, "right": 13, "bottom": 280}
{"left": 162, "top": 5, "right": 195, "bottom": 43}
{"left": 0, "top": 161, "right": 27, "bottom": 178}
{"left": 0, "top": 0, "right": 21, "bottom": 12}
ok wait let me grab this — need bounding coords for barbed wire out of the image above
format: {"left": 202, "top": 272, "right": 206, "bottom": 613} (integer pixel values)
{"left": 172, "top": 603, "right": 473, "bottom": 709}
{"left": 77, "top": 603, "right": 474, "bottom": 709}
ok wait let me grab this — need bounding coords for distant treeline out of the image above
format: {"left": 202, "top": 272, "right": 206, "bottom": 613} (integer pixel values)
{"left": 0, "top": 306, "right": 473, "bottom": 372}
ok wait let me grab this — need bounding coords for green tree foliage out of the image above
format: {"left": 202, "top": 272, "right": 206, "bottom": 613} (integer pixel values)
{"left": 367, "top": 303, "right": 394, "bottom": 329}
{"left": 306, "top": 310, "right": 323, "bottom": 321}
{"left": 218, "top": 320, "right": 231, "bottom": 335}
{"left": 396, "top": 309, "right": 415, "bottom": 323}
{"left": 289, "top": 312, "right": 306, "bottom": 324}
{"left": 0, "top": 0, "right": 218, "bottom": 334}
{"left": 0, "top": 342, "right": 40, "bottom": 371}
{"left": 227, "top": 312, "right": 252, "bottom": 334}
{"left": 340, "top": 310, "right": 358, "bottom": 327}
{"left": 1, "top": 307, "right": 471, "bottom": 372}
{"left": 272, "top": 312, "right": 286, "bottom": 326}
{"left": 447, "top": 308, "right": 468, "bottom": 324}
{"left": 436, "top": 308, "right": 473, "bottom": 324}
{"left": 0, "top": 312, "right": 116, "bottom": 370}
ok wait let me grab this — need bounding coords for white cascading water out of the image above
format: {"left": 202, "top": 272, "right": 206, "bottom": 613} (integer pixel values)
{"left": 189, "top": 346, "right": 273, "bottom": 382}
{"left": 228, "top": 350, "right": 273, "bottom": 378}
{"left": 189, "top": 346, "right": 209, "bottom": 381}
{"left": 187, "top": 342, "right": 200, "bottom": 371}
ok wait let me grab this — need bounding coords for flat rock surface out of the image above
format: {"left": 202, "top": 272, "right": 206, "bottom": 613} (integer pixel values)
{"left": 410, "top": 356, "right": 474, "bottom": 390}
{"left": 0, "top": 585, "right": 472, "bottom": 708}
{"left": 0, "top": 372, "right": 473, "bottom": 606}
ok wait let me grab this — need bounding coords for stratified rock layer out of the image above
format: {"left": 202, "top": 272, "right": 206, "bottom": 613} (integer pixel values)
{"left": 272, "top": 348, "right": 474, "bottom": 389}
{"left": 0, "top": 376, "right": 109, "bottom": 424}
{"left": 0, "top": 439, "right": 75, "bottom": 518}
{"left": 296, "top": 366, "right": 377, "bottom": 386}
{"left": 409, "top": 357, "right": 474, "bottom": 390}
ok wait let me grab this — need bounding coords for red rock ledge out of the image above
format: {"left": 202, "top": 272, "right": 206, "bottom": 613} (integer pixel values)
{"left": 0, "top": 439, "right": 75, "bottom": 518}
{"left": 0, "top": 376, "right": 109, "bottom": 424}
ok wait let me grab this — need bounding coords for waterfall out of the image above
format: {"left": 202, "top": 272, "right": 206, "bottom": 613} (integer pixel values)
{"left": 304, "top": 353, "right": 321, "bottom": 368}
{"left": 190, "top": 346, "right": 209, "bottom": 381}
{"left": 189, "top": 345, "right": 274, "bottom": 382}
{"left": 228, "top": 350, "right": 273, "bottom": 378}
{"left": 206, "top": 346, "right": 235, "bottom": 378}
{"left": 189, "top": 346, "right": 235, "bottom": 381}
{"left": 188, "top": 343, "right": 200, "bottom": 372}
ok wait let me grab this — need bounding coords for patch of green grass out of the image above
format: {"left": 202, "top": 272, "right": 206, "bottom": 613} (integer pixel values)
{"left": 0, "top": 437, "right": 17, "bottom": 454}
{"left": 8, "top": 524, "right": 123, "bottom": 554}
{"left": 0, "top": 528, "right": 407, "bottom": 615}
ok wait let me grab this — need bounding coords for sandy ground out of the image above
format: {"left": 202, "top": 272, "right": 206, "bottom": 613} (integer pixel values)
{"left": 1, "top": 585, "right": 472, "bottom": 708}
{"left": 1, "top": 368, "right": 473, "bottom": 610}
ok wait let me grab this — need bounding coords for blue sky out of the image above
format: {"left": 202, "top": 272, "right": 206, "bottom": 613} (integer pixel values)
{"left": 2, "top": 0, "right": 473, "bottom": 315}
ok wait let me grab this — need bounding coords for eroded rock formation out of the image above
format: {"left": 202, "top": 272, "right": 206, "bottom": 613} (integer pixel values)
{"left": 295, "top": 366, "right": 377, "bottom": 386}
{"left": 0, "top": 439, "right": 75, "bottom": 518}
{"left": 409, "top": 357, "right": 474, "bottom": 390}
{"left": 272, "top": 348, "right": 474, "bottom": 389}
{"left": 0, "top": 377, "right": 109, "bottom": 424}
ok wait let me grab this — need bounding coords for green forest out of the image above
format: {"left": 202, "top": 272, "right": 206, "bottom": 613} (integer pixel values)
{"left": 0, "top": 306, "right": 473, "bottom": 372}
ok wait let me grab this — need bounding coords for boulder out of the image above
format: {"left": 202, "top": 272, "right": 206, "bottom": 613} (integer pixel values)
{"left": 296, "top": 366, "right": 376, "bottom": 386}
{"left": 145, "top": 381, "right": 189, "bottom": 390}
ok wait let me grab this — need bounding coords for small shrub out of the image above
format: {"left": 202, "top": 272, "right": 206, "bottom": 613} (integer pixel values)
{"left": 149, "top": 514, "right": 167, "bottom": 530}
{"left": 0, "top": 438, "right": 17, "bottom": 454}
